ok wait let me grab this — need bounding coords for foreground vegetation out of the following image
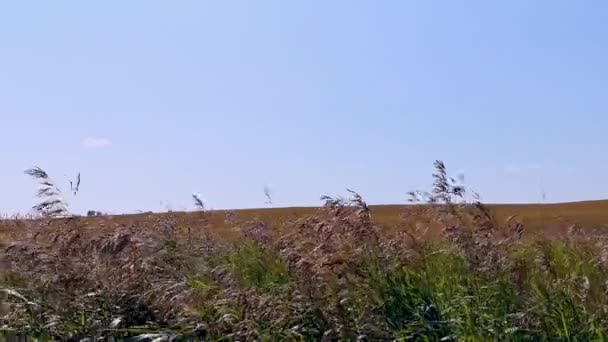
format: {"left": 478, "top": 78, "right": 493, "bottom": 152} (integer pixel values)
{"left": 2, "top": 162, "right": 608, "bottom": 341}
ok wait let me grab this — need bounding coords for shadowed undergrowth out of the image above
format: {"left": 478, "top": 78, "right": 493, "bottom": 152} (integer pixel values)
{"left": 2, "top": 162, "right": 608, "bottom": 341}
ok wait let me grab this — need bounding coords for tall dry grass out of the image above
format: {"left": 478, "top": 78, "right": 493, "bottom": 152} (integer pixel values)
{"left": 2, "top": 161, "right": 608, "bottom": 340}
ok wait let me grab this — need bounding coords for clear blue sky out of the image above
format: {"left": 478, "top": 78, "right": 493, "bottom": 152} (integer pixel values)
{"left": 1, "top": 1, "right": 607, "bottom": 215}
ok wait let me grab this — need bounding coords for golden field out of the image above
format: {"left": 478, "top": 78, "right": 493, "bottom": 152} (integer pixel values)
{"left": 3, "top": 199, "right": 602, "bottom": 239}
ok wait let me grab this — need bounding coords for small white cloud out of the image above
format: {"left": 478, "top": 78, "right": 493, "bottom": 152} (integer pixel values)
{"left": 82, "top": 137, "right": 112, "bottom": 148}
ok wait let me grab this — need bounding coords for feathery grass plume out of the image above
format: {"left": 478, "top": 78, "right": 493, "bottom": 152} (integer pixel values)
{"left": 406, "top": 161, "right": 464, "bottom": 205}
{"left": 263, "top": 184, "right": 273, "bottom": 205}
{"left": 431, "top": 160, "right": 465, "bottom": 203}
{"left": 24, "top": 167, "right": 70, "bottom": 217}
{"left": 406, "top": 160, "right": 527, "bottom": 274}
{"left": 192, "top": 193, "right": 205, "bottom": 210}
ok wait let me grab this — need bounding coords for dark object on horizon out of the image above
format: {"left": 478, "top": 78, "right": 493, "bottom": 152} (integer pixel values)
{"left": 87, "top": 210, "right": 103, "bottom": 217}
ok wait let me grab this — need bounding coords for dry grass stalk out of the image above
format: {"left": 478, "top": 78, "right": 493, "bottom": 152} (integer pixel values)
{"left": 24, "top": 167, "right": 79, "bottom": 218}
